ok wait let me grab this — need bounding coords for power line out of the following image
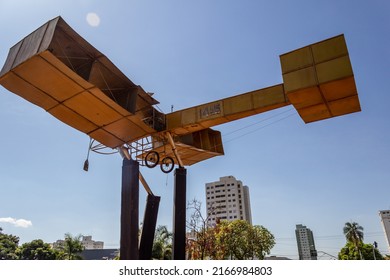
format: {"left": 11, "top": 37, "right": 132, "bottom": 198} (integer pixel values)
{"left": 223, "top": 108, "right": 295, "bottom": 137}
{"left": 224, "top": 111, "right": 296, "bottom": 143}
{"left": 276, "top": 231, "right": 385, "bottom": 241}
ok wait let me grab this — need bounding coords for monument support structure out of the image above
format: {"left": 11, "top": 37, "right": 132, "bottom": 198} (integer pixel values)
{"left": 172, "top": 167, "right": 187, "bottom": 260}
{"left": 139, "top": 194, "right": 161, "bottom": 260}
{"left": 120, "top": 158, "right": 139, "bottom": 260}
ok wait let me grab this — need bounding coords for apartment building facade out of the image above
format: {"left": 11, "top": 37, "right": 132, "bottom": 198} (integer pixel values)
{"left": 295, "top": 224, "right": 317, "bottom": 260}
{"left": 205, "top": 176, "right": 252, "bottom": 227}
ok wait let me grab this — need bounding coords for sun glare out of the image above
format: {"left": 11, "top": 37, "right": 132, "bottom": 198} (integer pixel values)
{"left": 86, "top": 12, "right": 100, "bottom": 27}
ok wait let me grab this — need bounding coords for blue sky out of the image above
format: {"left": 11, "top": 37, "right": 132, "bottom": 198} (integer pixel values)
{"left": 0, "top": 0, "right": 389, "bottom": 259}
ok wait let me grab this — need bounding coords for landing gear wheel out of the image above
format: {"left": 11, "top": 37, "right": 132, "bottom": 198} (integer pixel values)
{"left": 160, "top": 156, "right": 175, "bottom": 173}
{"left": 145, "top": 151, "right": 159, "bottom": 168}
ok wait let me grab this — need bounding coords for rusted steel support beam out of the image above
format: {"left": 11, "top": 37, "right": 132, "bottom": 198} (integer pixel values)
{"left": 120, "top": 158, "right": 139, "bottom": 260}
{"left": 139, "top": 194, "right": 161, "bottom": 260}
{"left": 172, "top": 167, "right": 187, "bottom": 260}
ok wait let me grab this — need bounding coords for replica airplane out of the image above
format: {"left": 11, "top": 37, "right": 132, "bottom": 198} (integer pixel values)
{"left": 0, "top": 17, "right": 361, "bottom": 174}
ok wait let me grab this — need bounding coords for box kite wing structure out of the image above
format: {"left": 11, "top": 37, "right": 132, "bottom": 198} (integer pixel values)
{"left": 0, "top": 16, "right": 161, "bottom": 148}
{"left": 0, "top": 16, "right": 361, "bottom": 168}
{"left": 280, "top": 35, "right": 361, "bottom": 123}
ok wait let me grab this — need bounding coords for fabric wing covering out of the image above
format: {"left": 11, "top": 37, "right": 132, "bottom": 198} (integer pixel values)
{"left": 0, "top": 16, "right": 160, "bottom": 148}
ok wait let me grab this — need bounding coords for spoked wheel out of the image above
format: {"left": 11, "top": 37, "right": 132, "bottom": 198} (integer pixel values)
{"left": 160, "top": 156, "right": 175, "bottom": 173}
{"left": 144, "top": 151, "right": 160, "bottom": 168}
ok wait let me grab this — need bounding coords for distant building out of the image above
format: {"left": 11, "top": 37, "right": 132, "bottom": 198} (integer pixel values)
{"left": 265, "top": 256, "right": 291, "bottom": 260}
{"left": 52, "top": 239, "right": 65, "bottom": 250}
{"left": 295, "top": 224, "right": 317, "bottom": 260}
{"left": 52, "top": 235, "right": 104, "bottom": 250}
{"left": 205, "top": 176, "right": 252, "bottom": 227}
{"left": 79, "top": 249, "right": 118, "bottom": 260}
{"left": 379, "top": 210, "right": 390, "bottom": 251}
{"left": 81, "top": 235, "right": 104, "bottom": 249}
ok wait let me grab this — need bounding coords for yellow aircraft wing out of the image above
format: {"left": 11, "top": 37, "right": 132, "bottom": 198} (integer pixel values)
{"left": 0, "top": 16, "right": 160, "bottom": 148}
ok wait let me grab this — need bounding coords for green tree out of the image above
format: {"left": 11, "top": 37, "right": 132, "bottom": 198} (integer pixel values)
{"left": 248, "top": 225, "right": 276, "bottom": 260}
{"left": 0, "top": 227, "right": 19, "bottom": 260}
{"left": 215, "top": 220, "right": 249, "bottom": 259}
{"left": 17, "top": 239, "right": 57, "bottom": 260}
{"left": 57, "top": 233, "right": 84, "bottom": 260}
{"left": 152, "top": 226, "right": 172, "bottom": 260}
{"left": 214, "top": 220, "right": 275, "bottom": 260}
{"left": 343, "top": 222, "right": 364, "bottom": 259}
{"left": 338, "top": 242, "right": 383, "bottom": 260}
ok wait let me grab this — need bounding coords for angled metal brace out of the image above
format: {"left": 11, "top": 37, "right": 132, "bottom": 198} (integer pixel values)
{"left": 166, "top": 132, "right": 184, "bottom": 168}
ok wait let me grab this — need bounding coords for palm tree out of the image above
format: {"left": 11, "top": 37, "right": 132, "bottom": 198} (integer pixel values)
{"left": 343, "top": 222, "right": 364, "bottom": 259}
{"left": 60, "top": 233, "right": 84, "bottom": 260}
{"left": 152, "top": 226, "right": 172, "bottom": 260}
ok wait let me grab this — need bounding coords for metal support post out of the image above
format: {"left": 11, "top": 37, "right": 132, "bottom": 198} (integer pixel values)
{"left": 172, "top": 167, "right": 187, "bottom": 260}
{"left": 139, "top": 194, "right": 161, "bottom": 260}
{"left": 120, "top": 158, "right": 139, "bottom": 260}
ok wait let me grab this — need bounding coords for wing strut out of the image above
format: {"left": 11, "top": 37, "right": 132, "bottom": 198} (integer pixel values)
{"left": 166, "top": 132, "right": 184, "bottom": 168}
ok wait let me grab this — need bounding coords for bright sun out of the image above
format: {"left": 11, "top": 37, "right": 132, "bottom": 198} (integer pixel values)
{"left": 86, "top": 12, "right": 100, "bottom": 27}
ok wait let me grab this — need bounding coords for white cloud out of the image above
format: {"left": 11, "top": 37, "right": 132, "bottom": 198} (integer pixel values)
{"left": 0, "top": 217, "right": 32, "bottom": 228}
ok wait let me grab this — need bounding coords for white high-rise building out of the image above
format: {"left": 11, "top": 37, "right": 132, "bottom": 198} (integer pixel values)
{"left": 379, "top": 210, "right": 390, "bottom": 251}
{"left": 295, "top": 224, "right": 317, "bottom": 260}
{"left": 205, "top": 176, "right": 252, "bottom": 227}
